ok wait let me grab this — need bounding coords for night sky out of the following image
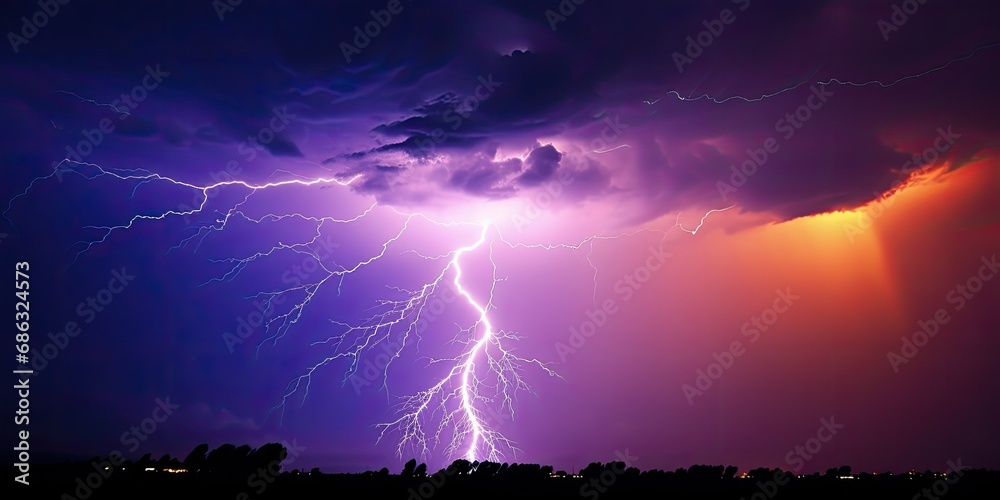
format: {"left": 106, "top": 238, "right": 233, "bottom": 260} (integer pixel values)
{"left": 3, "top": 0, "right": 999, "bottom": 475}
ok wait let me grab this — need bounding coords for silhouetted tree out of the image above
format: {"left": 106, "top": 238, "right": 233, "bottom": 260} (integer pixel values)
{"left": 182, "top": 443, "right": 209, "bottom": 472}
{"left": 414, "top": 463, "right": 427, "bottom": 477}
{"left": 449, "top": 459, "right": 472, "bottom": 475}
{"left": 688, "top": 464, "right": 725, "bottom": 481}
{"left": 624, "top": 466, "right": 640, "bottom": 479}
{"left": 401, "top": 458, "right": 416, "bottom": 477}
{"left": 234, "top": 444, "right": 253, "bottom": 473}
{"left": 608, "top": 461, "right": 627, "bottom": 477}
{"left": 748, "top": 467, "right": 772, "bottom": 480}
{"left": 30, "top": 450, "right": 1000, "bottom": 499}
{"left": 204, "top": 444, "right": 238, "bottom": 478}
{"left": 137, "top": 453, "right": 153, "bottom": 470}
{"left": 200, "top": 443, "right": 285, "bottom": 480}
{"left": 250, "top": 443, "right": 287, "bottom": 473}
{"left": 581, "top": 462, "right": 604, "bottom": 478}
{"left": 473, "top": 461, "right": 501, "bottom": 477}
{"left": 723, "top": 465, "right": 738, "bottom": 480}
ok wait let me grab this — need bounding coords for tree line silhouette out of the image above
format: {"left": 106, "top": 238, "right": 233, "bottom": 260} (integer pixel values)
{"left": 30, "top": 443, "right": 1000, "bottom": 499}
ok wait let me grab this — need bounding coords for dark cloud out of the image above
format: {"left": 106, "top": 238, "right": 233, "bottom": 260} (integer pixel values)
{"left": 2, "top": 0, "right": 998, "bottom": 476}
{"left": 448, "top": 153, "right": 522, "bottom": 197}
{"left": 2, "top": 0, "right": 998, "bottom": 221}
{"left": 517, "top": 144, "right": 562, "bottom": 186}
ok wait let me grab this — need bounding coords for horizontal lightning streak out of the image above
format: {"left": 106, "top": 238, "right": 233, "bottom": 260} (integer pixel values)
{"left": 646, "top": 42, "right": 998, "bottom": 105}
{"left": 56, "top": 90, "right": 132, "bottom": 116}
{"left": 817, "top": 41, "right": 1000, "bottom": 89}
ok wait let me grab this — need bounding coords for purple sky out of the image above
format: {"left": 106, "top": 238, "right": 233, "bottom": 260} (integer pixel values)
{"left": 2, "top": 0, "right": 999, "bottom": 474}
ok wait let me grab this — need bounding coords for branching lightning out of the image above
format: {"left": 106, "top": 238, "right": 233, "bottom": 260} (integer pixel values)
{"left": 5, "top": 156, "right": 731, "bottom": 467}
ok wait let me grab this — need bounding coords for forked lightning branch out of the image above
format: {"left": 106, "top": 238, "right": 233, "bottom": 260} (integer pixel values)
{"left": 6, "top": 160, "right": 729, "bottom": 466}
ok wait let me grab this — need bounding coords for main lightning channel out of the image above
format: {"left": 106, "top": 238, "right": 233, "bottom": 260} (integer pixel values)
{"left": 5, "top": 159, "right": 731, "bottom": 467}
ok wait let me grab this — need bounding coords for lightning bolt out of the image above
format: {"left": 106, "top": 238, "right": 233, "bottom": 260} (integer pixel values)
{"left": 592, "top": 144, "right": 633, "bottom": 154}
{"left": 646, "top": 42, "right": 998, "bottom": 105}
{"left": 360, "top": 221, "right": 564, "bottom": 463}
{"left": 56, "top": 90, "right": 132, "bottom": 116}
{"left": 5, "top": 156, "right": 731, "bottom": 467}
{"left": 646, "top": 72, "right": 816, "bottom": 105}
{"left": 644, "top": 68, "right": 820, "bottom": 105}
{"left": 816, "top": 41, "right": 1000, "bottom": 89}
{"left": 675, "top": 205, "right": 735, "bottom": 235}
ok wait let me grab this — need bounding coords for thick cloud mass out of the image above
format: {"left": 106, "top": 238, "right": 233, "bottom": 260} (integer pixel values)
{"left": 4, "top": 0, "right": 998, "bottom": 222}
{"left": 2, "top": 0, "right": 999, "bottom": 475}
